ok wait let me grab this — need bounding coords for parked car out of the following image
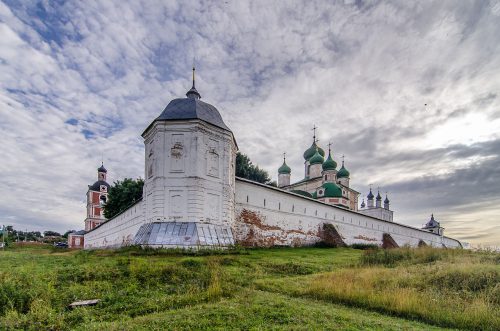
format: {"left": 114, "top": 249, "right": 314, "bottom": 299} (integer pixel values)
{"left": 54, "top": 242, "right": 68, "bottom": 248}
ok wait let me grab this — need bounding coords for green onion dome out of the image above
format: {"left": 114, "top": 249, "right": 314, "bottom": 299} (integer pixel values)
{"left": 316, "top": 182, "right": 343, "bottom": 198}
{"left": 278, "top": 160, "right": 291, "bottom": 174}
{"left": 322, "top": 153, "right": 337, "bottom": 171}
{"left": 337, "top": 161, "right": 350, "bottom": 178}
{"left": 303, "top": 141, "right": 325, "bottom": 161}
{"left": 309, "top": 149, "right": 324, "bottom": 165}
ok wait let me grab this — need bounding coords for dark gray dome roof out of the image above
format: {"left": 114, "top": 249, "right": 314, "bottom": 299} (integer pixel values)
{"left": 89, "top": 180, "right": 110, "bottom": 191}
{"left": 367, "top": 189, "right": 374, "bottom": 200}
{"left": 424, "top": 214, "right": 440, "bottom": 228}
{"left": 98, "top": 164, "right": 107, "bottom": 173}
{"left": 155, "top": 98, "right": 230, "bottom": 131}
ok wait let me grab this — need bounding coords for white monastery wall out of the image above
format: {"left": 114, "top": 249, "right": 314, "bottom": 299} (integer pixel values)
{"left": 84, "top": 200, "right": 146, "bottom": 249}
{"left": 84, "top": 178, "right": 461, "bottom": 249}
{"left": 234, "top": 178, "right": 462, "bottom": 248}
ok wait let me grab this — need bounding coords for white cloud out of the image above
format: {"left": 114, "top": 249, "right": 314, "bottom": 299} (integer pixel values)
{"left": 0, "top": 0, "right": 499, "bottom": 245}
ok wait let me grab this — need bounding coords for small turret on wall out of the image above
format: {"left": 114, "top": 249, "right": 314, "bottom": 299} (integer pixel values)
{"left": 422, "top": 214, "right": 444, "bottom": 236}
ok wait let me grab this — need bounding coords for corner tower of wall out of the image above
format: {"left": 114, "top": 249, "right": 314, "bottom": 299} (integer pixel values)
{"left": 142, "top": 120, "right": 237, "bottom": 226}
{"left": 140, "top": 72, "right": 238, "bottom": 247}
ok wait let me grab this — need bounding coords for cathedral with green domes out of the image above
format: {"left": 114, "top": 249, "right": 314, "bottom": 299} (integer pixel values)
{"left": 277, "top": 130, "right": 361, "bottom": 211}
{"left": 277, "top": 129, "right": 393, "bottom": 223}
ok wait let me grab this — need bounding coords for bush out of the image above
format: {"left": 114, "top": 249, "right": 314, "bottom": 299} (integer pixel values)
{"left": 350, "top": 244, "right": 379, "bottom": 250}
{"left": 313, "top": 241, "right": 338, "bottom": 248}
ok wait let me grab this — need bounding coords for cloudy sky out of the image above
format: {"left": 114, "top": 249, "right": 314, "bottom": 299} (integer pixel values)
{"left": 1, "top": 0, "right": 499, "bottom": 246}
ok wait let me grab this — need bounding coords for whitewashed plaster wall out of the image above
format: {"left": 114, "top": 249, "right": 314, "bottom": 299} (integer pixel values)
{"left": 142, "top": 120, "right": 237, "bottom": 227}
{"left": 278, "top": 173, "right": 290, "bottom": 188}
{"left": 84, "top": 200, "right": 145, "bottom": 249}
{"left": 287, "top": 177, "right": 322, "bottom": 192}
{"left": 359, "top": 207, "right": 394, "bottom": 222}
{"left": 234, "top": 178, "right": 462, "bottom": 248}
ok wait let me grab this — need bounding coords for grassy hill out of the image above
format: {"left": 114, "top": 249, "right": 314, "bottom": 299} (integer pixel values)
{"left": 0, "top": 244, "right": 498, "bottom": 330}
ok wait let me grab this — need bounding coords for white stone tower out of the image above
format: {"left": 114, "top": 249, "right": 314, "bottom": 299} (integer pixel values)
{"left": 141, "top": 67, "right": 237, "bottom": 233}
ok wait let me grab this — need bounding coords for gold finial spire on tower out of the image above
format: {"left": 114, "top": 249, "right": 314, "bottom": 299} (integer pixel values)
{"left": 192, "top": 66, "right": 196, "bottom": 88}
{"left": 186, "top": 65, "right": 201, "bottom": 99}
{"left": 312, "top": 124, "right": 318, "bottom": 143}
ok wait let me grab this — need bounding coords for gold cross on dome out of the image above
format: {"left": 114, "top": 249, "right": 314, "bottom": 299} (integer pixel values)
{"left": 312, "top": 125, "right": 317, "bottom": 141}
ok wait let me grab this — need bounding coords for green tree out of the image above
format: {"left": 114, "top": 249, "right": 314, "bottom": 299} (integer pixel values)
{"left": 62, "top": 230, "right": 75, "bottom": 239}
{"left": 43, "top": 231, "right": 61, "bottom": 237}
{"left": 104, "top": 178, "right": 144, "bottom": 219}
{"left": 236, "top": 152, "right": 274, "bottom": 185}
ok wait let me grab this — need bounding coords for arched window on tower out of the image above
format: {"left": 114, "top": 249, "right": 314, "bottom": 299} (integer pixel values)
{"left": 100, "top": 195, "right": 107, "bottom": 206}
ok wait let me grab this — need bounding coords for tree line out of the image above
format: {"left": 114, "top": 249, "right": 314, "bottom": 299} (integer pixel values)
{"left": 0, "top": 226, "right": 74, "bottom": 246}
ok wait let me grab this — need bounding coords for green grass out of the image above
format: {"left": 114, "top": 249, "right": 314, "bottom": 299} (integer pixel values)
{"left": 0, "top": 244, "right": 498, "bottom": 330}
